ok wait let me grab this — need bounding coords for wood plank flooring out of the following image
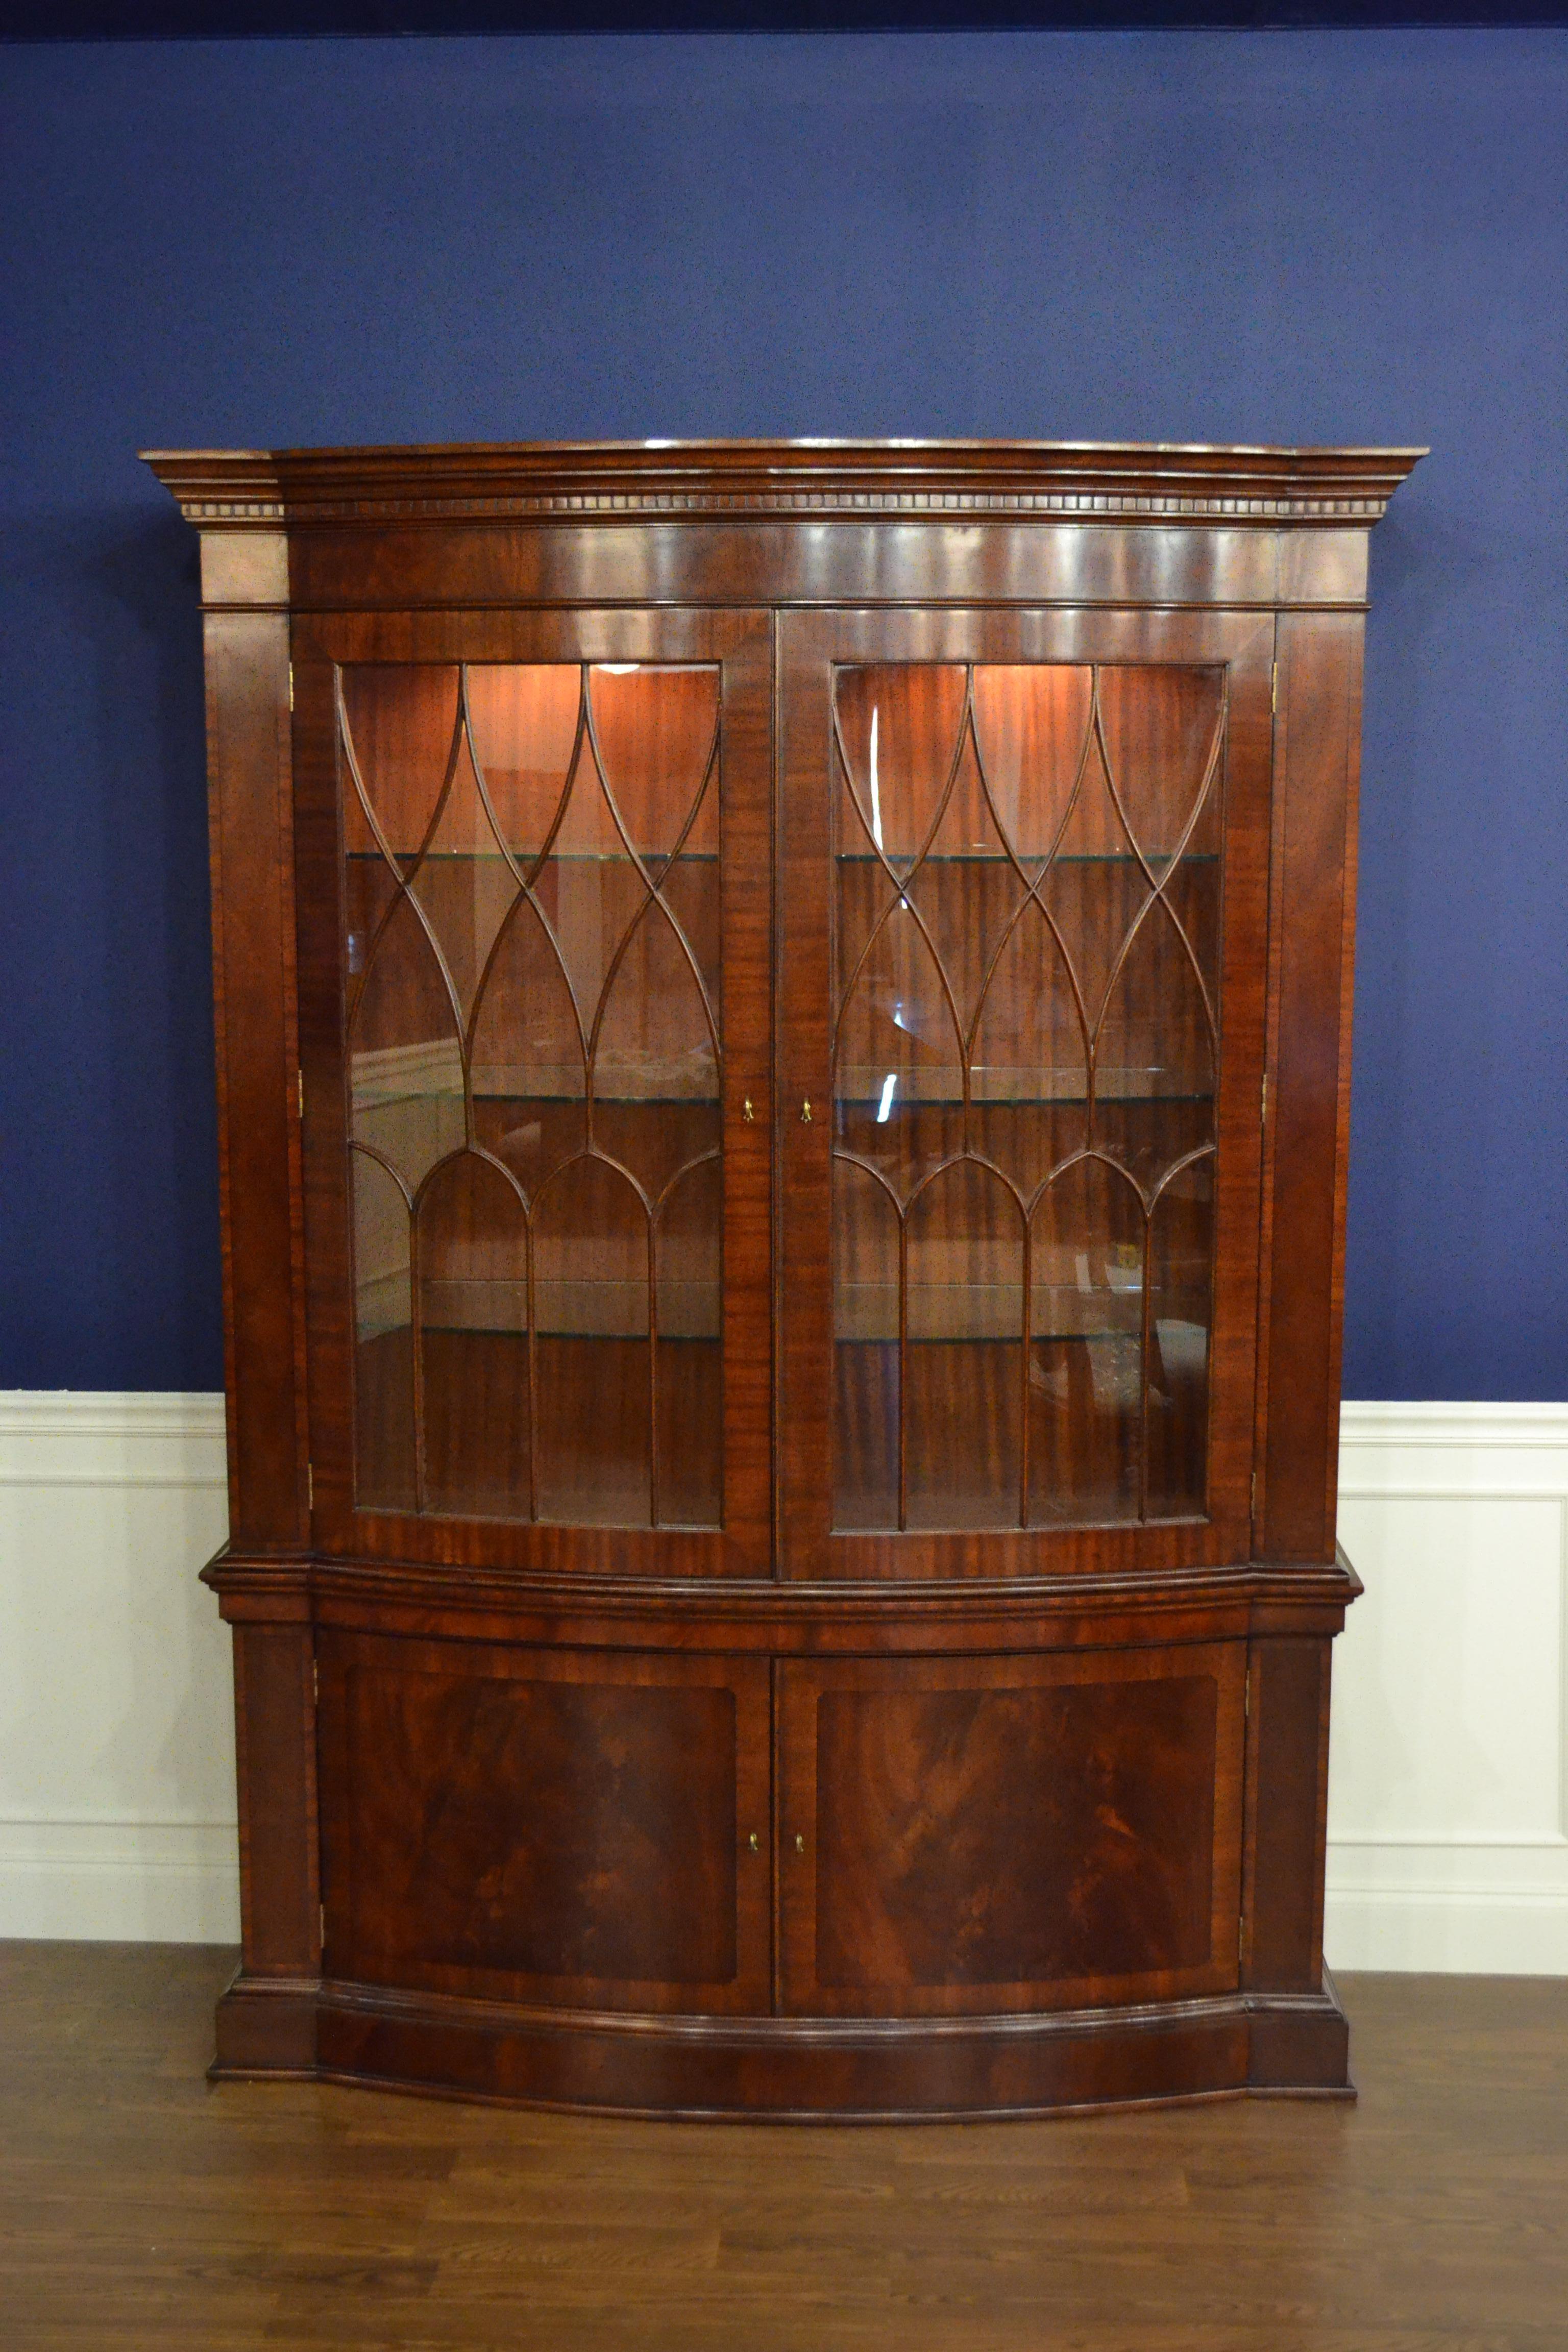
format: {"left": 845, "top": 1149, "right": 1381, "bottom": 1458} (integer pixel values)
{"left": 2, "top": 1945, "right": 1565, "bottom": 2349}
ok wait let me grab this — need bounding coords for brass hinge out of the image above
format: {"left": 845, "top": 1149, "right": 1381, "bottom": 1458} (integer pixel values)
{"left": 1244, "top": 1665, "right": 1252, "bottom": 1722}
{"left": 1271, "top": 661, "right": 1278, "bottom": 715}
{"left": 296, "top": 1068, "right": 305, "bottom": 1122}
{"left": 312, "top": 1656, "right": 319, "bottom": 1705}
{"left": 306, "top": 1460, "right": 314, "bottom": 1512}
{"left": 288, "top": 661, "right": 296, "bottom": 714}
{"left": 1261, "top": 1070, "right": 1269, "bottom": 1128}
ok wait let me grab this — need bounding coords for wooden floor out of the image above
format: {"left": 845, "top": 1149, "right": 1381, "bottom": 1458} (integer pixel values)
{"left": 3, "top": 1946, "right": 1566, "bottom": 2349}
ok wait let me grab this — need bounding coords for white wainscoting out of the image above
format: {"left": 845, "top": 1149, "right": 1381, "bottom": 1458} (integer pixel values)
{"left": 2, "top": 1391, "right": 1564, "bottom": 1969}
{"left": 0, "top": 1393, "right": 237, "bottom": 1940}
{"left": 1328, "top": 1402, "right": 1568, "bottom": 1974}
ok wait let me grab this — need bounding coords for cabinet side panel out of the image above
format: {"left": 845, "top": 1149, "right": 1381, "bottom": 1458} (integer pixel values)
{"left": 203, "top": 589, "right": 306, "bottom": 1547}
{"left": 1260, "top": 611, "right": 1363, "bottom": 1559}
{"left": 1241, "top": 1635, "right": 1331, "bottom": 1991}
{"left": 233, "top": 1624, "right": 320, "bottom": 1977}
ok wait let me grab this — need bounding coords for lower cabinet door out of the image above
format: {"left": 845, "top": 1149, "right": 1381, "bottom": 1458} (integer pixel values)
{"left": 318, "top": 1633, "right": 772, "bottom": 2014}
{"left": 777, "top": 1647, "right": 1245, "bottom": 2016}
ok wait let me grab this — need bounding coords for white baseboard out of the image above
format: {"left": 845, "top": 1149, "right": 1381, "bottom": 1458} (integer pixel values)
{"left": 3, "top": 1390, "right": 1565, "bottom": 1969}
{"left": 0, "top": 1820, "right": 240, "bottom": 1942}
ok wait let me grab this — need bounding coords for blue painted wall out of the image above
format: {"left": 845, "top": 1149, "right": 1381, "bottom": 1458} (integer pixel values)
{"left": 1, "top": 30, "right": 1563, "bottom": 1398}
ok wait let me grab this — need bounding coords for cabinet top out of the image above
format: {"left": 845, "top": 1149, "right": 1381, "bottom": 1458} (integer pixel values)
{"left": 142, "top": 437, "right": 1424, "bottom": 528}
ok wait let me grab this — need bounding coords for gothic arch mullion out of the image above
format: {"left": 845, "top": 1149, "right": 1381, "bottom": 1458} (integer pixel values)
{"left": 335, "top": 675, "right": 410, "bottom": 1033}
{"left": 1153, "top": 705, "right": 1229, "bottom": 1056}
{"left": 346, "top": 839, "right": 468, "bottom": 1108}
{"left": 517, "top": 667, "right": 591, "bottom": 892}
{"left": 348, "top": 1134, "right": 414, "bottom": 1209}
{"left": 1093, "top": 681, "right": 1228, "bottom": 1059}
{"left": 654, "top": 1143, "right": 722, "bottom": 1217}
{"left": 577, "top": 751, "right": 722, "bottom": 1145}
{"left": 825, "top": 687, "right": 973, "bottom": 1097}
{"left": 965, "top": 691, "right": 1099, "bottom": 1118}
{"left": 826, "top": 676, "right": 971, "bottom": 1095}
{"left": 1146, "top": 1137, "right": 1218, "bottom": 1211}
{"left": 388, "top": 679, "right": 475, "bottom": 1113}
{"left": 337, "top": 698, "right": 467, "bottom": 1074}
{"left": 581, "top": 673, "right": 724, "bottom": 1061}
{"left": 479, "top": 668, "right": 596, "bottom": 1136}
{"left": 826, "top": 700, "right": 905, "bottom": 1083}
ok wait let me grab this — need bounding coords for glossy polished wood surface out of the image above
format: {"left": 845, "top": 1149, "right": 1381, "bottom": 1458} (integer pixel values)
{"left": 6, "top": 1948, "right": 1566, "bottom": 2352}
{"left": 145, "top": 440, "right": 1423, "bottom": 2118}
{"left": 318, "top": 1633, "right": 770, "bottom": 2015}
{"left": 779, "top": 1647, "right": 1244, "bottom": 2017}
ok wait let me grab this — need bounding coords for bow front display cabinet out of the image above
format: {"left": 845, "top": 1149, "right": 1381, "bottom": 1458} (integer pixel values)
{"left": 147, "top": 438, "right": 1420, "bottom": 2117}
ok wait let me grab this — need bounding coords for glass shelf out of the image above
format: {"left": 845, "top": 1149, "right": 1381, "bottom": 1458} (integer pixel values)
{"left": 834, "top": 850, "right": 1215, "bottom": 868}
{"left": 347, "top": 848, "right": 718, "bottom": 865}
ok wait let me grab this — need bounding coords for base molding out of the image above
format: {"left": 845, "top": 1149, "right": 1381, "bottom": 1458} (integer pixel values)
{"left": 212, "top": 1968, "right": 320, "bottom": 2077}
{"left": 211, "top": 1972, "right": 1353, "bottom": 2119}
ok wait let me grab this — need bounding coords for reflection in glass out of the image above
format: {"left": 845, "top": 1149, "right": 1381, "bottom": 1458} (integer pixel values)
{"left": 830, "top": 661, "right": 1224, "bottom": 1532}
{"left": 339, "top": 660, "right": 723, "bottom": 1529}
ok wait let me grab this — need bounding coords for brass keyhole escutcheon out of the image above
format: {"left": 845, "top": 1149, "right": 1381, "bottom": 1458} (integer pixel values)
{"left": 794, "top": 1833, "right": 805, "bottom": 1856}
{"left": 800, "top": 1100, "right": 813, "bottom": 1124}
{"left": 742, "top": 1097, "right": 754, "bottom": 1123}
{"left": 748, "top": 1832, "right": 760, "bottom": 1853}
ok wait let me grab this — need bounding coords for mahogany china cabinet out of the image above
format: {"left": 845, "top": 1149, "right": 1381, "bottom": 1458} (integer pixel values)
{"left": 146, "top": 437, "right": 1420, "bottom": 2117}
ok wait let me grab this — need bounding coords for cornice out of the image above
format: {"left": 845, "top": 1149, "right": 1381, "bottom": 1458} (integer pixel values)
{"left": 142, "top": 438, "right": 1425, "bottom": 528}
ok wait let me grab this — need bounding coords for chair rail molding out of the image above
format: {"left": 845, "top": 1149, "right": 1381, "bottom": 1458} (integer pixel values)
{"left": 2, "top": 1390, "right": 1564, "bottom": 1968}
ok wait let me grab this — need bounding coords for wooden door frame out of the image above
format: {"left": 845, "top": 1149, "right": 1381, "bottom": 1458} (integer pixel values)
{"left": 775, "top": 606, "right": 1275, "bottom": 1583}
{"left": 292, "top": 605, "right": 775, "bottom": 1578}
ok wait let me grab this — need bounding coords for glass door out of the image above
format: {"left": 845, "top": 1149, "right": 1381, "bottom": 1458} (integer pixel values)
{"left": 295, "top": 609, "right": 772, "bottom": 1577}
{"left": 777, "top": 608, "right": 1273, "bottom": 1580}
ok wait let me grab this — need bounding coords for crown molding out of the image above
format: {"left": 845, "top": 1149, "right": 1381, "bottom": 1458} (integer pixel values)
{"left": 142, "top": 437, "right": 1426, "bottom": 528}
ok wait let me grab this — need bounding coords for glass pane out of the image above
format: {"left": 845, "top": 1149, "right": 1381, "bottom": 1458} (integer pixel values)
{"left": 417, "top": 1152, "right": 530, "bottom": 1520}
{"left": 470, "top": 893, "right": 586, "bottom": 1199}
{"left": 655, "top": 1155, "right": 722, "bottom": 1526}
{"left": 407, "top": 727, "right": 518, "bottom": 1028}
{"left": 829, "top": 659, "right": 1224, "bottom": 1533}
{"left": 832, "top": 1159, "right": 900, "bottom": 1532}
{"left": 905, "top": 1162, "right": 1023, "bottom": 1531}
{"left": 466, "top": 664, "right": 581, "bottom": 864}
{"left": 341, "top": 666, "right": 459, "bottom": 869}
{"left": 351, "top": 1148, "right": 415, "bottom": 1513}
{"left": 1028, "top": 1157, "right": 1144, "bottom": 1526}
{"left": 836, "top": 665, "right": 967, "bottom": 875}
{"left": 1144, "top": 1156, "right": 1214, "bottom": 1517}
{"left": 349, "top": 892, "right": 465, "bottom": 1197}
{"left": 533, "top": 1157, "right": 651, "bottom": 1527}
{"left": 339, "top": 659, "right": 722, "bottom": 1529}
